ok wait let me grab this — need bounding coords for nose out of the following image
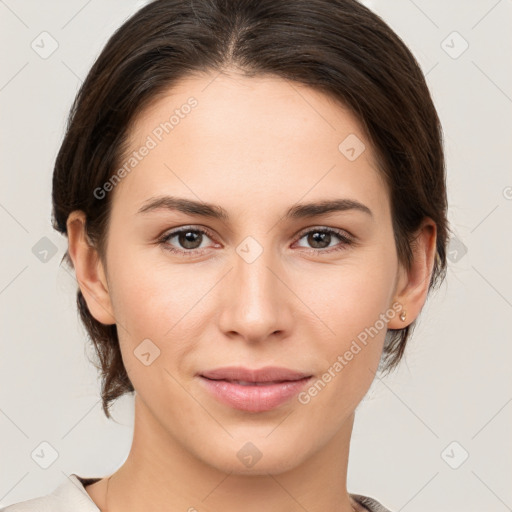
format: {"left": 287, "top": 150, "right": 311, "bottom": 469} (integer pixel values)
{"left": 217, "top": 243, "right": 295, "bottom": 344}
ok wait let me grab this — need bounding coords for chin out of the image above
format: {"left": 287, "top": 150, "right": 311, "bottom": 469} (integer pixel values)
{"left": 193, "top": 435, "right": 313, "bottom": 476}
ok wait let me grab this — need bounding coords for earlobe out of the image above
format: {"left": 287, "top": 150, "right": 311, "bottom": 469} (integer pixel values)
{"left": 66, "top": 211, "right": 116, "bottom": 326}
{"left": 388, "top": 218, "right": 437, "bottom": 329}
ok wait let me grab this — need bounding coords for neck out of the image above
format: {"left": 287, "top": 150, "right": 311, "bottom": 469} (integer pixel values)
{"left": 102, "top": 395, "right": 357, "bottom": 512}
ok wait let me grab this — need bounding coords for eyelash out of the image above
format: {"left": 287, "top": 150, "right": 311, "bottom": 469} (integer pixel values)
{"left": 157, "top": 225, "right": 354, "bottom": 257}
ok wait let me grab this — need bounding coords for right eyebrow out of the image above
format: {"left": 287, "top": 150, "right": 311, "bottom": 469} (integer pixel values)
{"left": 137, "top": 195, "right": 229, "bottom": 220}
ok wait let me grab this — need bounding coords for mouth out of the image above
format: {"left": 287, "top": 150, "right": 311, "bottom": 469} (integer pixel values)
{"left": 199, "top": 365, "right": 312, "bottom": 383}
{"left": 197, "top": 366, "right": 313, "bottom": 412}
{"left": 202, "top": 378, "right": 299, "bottom": 386}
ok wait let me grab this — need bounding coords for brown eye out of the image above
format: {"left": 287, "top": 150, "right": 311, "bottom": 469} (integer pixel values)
{"left": 158, "top": 226, "right": 217, "bottom": 256}
{"left": 175, "top": 230, "right": 204, "bottom": 250}
{"left": 295, "top": 228, "right": 353, "bottom": 254}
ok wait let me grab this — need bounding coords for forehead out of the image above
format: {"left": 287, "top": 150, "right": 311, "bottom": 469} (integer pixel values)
{"left": 111, "top": 71, "right": 389, "bottom": 220}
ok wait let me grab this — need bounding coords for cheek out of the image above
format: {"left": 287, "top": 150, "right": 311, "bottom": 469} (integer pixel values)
{"left": 299, "top": 255, "right": 395, "bottom": 337}
{"left": 106, "top": 226, "right": 397, "bottom": 375}
{"left": 106, "top": 247, "right": 230, "bottom": 388}
{"left": 107, "top": 245, "right": 202, "bottom": 331}
{"left": 106, "top": 252, "right": 202, "bottom": 396}
{"left": 294, "top": 265, "right": 394, "bottom": 423}
{"left": 297, "top": 248, "right": 397, "bottom": 390}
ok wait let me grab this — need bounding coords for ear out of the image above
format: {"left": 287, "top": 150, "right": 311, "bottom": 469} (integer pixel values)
{"left": 387, "top": 217, "right": 437, "bottom": 329}
{"left": 66, "top": 211, "right": 116, "bottom": 325}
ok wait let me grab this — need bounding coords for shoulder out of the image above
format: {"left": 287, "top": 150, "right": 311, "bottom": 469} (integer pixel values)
{"left": 1, "top": 474, "right": 100, "bottom": 512}
{"left": 350, "top": 492, "right": 394, "bottom": 512}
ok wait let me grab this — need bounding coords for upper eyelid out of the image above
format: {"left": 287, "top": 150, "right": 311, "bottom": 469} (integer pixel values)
{"left": 161, "top": 225, "right": 353, "bottom": 245}
{"left": 162, "top": 225, "right": 216, "bottom": 240}
{"left": 296, "top": 225, "right": 353, "bottom": 238}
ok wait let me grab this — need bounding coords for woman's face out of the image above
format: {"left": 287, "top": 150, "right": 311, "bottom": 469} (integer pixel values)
{"left": 90, "top": 72, "right": 411, "bottom": 474}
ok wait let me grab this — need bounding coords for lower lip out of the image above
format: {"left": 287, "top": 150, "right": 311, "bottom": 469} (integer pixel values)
{"left": 199, "top": 376, "right": 312, "bottom": 412}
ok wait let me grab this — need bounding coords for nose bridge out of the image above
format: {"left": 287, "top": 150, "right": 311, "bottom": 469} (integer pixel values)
{"left": 219, "top": 236, "right": 291, "bottom": 340}
{"left": 237, "top": 244, "right": 275, "bottom": 300}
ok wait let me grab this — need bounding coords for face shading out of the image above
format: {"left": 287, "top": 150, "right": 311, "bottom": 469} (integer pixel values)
{"left": 82, "top": 71, "right": 410, "bottom": 476}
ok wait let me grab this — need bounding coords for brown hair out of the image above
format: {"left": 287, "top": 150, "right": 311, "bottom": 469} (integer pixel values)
{"left": 52, "top": 0, "right": 450, "bottom": 418}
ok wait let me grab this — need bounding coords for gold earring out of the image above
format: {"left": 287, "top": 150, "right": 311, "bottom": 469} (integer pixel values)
{"left": 399, "top": 310, "right": 407, "bottom": 322}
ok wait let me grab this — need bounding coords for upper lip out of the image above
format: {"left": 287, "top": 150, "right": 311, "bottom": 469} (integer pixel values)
{"left": 199, "top": 366, "right": 312, "bottom": 383}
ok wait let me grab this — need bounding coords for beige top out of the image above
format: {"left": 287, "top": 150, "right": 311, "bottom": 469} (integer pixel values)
{"left": 1, "top": 474, "right": 392, "bottom": 512}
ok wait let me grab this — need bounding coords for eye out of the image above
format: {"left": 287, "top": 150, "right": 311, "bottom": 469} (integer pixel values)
{"left": 293, "top": 227, "right": 354, "bottom": 254}
{"left": 158, "top": 226, "right": 218, "bottom": 257}
{"left": 157, "top": 225, "right": 354, "bottom": 257}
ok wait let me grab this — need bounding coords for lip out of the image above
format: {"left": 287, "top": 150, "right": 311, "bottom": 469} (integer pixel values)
{"left": 200, "top": 366, "right": 311, "bottom": 383}
{"left": 198, "top": 366, "right": 313, "bottom": 412}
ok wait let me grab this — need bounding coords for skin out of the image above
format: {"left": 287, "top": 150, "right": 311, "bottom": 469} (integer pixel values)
{"left": 67, "top": 70, "right": 437, "bottom": 512}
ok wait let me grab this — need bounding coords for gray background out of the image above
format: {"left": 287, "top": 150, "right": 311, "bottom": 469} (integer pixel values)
{"left": 1, "top": 1, "right": 511, "bottom": 510}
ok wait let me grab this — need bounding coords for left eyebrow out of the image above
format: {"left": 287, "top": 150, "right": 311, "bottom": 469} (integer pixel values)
{"left": 283, "top": 198, "right": 373, "bottom": 220}
{"left": 136, "top": 196, "right": 373, "bottom": 220}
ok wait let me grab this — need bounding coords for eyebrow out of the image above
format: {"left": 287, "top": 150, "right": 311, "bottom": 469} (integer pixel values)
{"left": 137, "top": 195, "right": 373, "bottom": 220}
